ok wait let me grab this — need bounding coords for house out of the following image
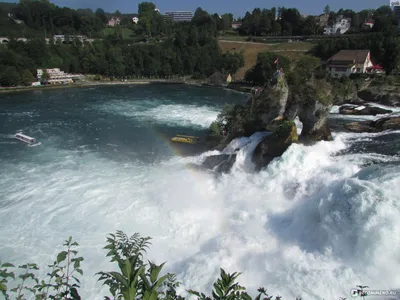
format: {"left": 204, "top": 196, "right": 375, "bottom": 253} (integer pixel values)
{"left": 231, "top": 22, "right": 242, "bottom": 29}
{"left": 326, "top": 50, "right": 373, "bottom": 77}
{"left": 363, "top": 18, "right": 374, "bottom": 29}
{"left": 323, "top": 15, "right": 351, "bottom": 35}
{"left": 315, "top": 14, "right": 329, "bottom": 28}
{"left": 108, "top": 17, "right": 121, "bottom": 27}
{"left": 37, "top": 68, "right": 83, "bottom": 84}
{"left": 164, "top": 11, "right": 194, "bottom": 22}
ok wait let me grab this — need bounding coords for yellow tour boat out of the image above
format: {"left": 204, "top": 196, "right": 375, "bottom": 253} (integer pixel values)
{"left": 171, "top": 135, "right": 201, "bottom": 144}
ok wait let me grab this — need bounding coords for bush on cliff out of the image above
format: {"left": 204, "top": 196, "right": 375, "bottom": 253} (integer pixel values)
{"left": 245, "top": 52, "right": 290, "bottom": 86}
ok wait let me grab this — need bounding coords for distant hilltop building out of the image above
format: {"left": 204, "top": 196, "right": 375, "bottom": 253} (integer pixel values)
{"left": 107, "top": 17, "right": 121, "bottom": 27}
{"left": 390, "top": 1, "right": 400, "bottom": 24}
{"left": 132, "top": 14, "right": 139, "bottom": 24}
{"left": 363, "top": 17, "right": 375, "bottom": 29}
{"left": 323, "top": 15, "right": 351, "bottom": 35}
{"left": 231, "top": 22, "right": 242, "bottom": 29}
{"left": 164, "top": 11, "right": 193, "bottom": 22}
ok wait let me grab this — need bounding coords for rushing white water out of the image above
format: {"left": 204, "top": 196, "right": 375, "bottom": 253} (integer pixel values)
{"left": 1, "top": 90, "right": 400, "bottom": 300}
{"left": 95, "top": 99, "right": 220, "bottom": 128}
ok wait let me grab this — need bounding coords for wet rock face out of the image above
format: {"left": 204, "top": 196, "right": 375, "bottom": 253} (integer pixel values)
{"left": 252, "top": 121, "right": 298, "bottom": 171}
{"left": 284, "top": 80, "right": 333, "bottom": 142}
{"left": 339, "top": 105, "right": 392, "bottom": 116}
{"left": 358, "top": 89, "right": 400, "bottom": 107}
{"left": 258, "top": 78, "right": 289, "bottom": 125}
{"left": 201, "top": 154, "right": 237, "bottom": 173}
{"left": 344, "top": 117, "right": 400, "bottom": 133}
{"left": 297, "top": 101, "right": 333, "bottom": 142}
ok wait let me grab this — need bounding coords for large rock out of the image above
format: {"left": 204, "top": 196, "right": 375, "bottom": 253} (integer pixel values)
{"left": 358, "top": 89, "right": 400, "bottom": 107}
{"left": 202, "top": 154, "right": 237, "bottom": 173}
{"left": 252, "top": 75, "right": 289, "bottom": 126}
{"left": 285, "top": 79, "right": 333, "bottom": 142}
{"left": 344, "top": 117, "right": 400, "bottom": 133}
{"left": 339, "top": 105, "right": 392, "bottom": 116}
{"left": 252, "top": 120, "right": 298, "bottom": 171}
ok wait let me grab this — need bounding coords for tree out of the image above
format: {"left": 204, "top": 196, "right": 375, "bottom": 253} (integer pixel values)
{"left": 220, "top": 51, "right": 245, "bottom": 75}
{"left": 95, "top": 8, "right": 107, "bottom": 24}
{"left": 0, "top": 66, "right": 20, "bottom": 86}
{"left": 41, "top": 69, "right": 50, "bottom": 83}
{"left": 245, "top": 52, "right": 290, "bottom": 85}
{"left": 20, "top": 69, "right": 34, "bottom": 85}
{"left": 383, "top": 37, "right": 400, "bottom": 74}
{"left": 324, "top": 5, "right": 330, "bottom": 15}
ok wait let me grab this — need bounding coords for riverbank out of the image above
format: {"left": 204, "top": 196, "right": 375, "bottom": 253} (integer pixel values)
{"left": 0, "top": 78, "right": 205, "bottom": 94}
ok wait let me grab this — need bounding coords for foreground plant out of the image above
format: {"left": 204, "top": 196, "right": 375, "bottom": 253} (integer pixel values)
{"left": 0, "top": 237, "right": 83, "bottom": 300}
{"left": 0, "top": 230, "right": 359, "bottom": 300}
{"left": 97, "top": 231, "right": 170, "bottom": 300}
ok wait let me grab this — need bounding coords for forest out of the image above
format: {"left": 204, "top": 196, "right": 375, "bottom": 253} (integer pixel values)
{"left": 0, "top": 0, "right": 399, "bottom": 87}
{"left": 0, "top": 2, "right": 245, "bottom": 87}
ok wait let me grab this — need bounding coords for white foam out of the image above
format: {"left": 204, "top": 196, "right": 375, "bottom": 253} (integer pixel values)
{"left": 0, "top": 130, "right": 399, "bottom": 300}
{"left": 96, "top": 100, "right": 219, "bottom": 128}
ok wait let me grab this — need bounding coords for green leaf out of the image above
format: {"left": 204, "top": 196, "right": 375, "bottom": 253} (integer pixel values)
{"left": 57, "top": 251, "right": 68, "bottom": 264}
{"left": 109, "top": 272, "right": 128, "bottom": 288}
{"left": 0, "top": 283, "right": 6, "bottom": 292}
{"left": 214, "top": 282, "right": 224, "bottom": 298}
{"left": 76, "top": 269, "right": 83, "bottom": 276}
{"left": 241, "top": 292, "right": 253, "bottom": 300}
{"left": 1, "top": 263, "right": 15, "bottom": 268}
{"left": 149, "top": 261, "right": 166, "bottom": 284}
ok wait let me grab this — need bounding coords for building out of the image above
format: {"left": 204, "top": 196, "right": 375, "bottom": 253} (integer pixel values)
{"left": 108, "top": 17, "right": 121, "bottom": 27}
{"left": 323, "top": 15, "right": 351, "bottom": 35}
{"left": 37, "top": 68, "right": 83, "bottom": 84}
{"left": 390, "top": 1, "right": 400, "bottom": 24}
{"left": 164, "top": 11, "right": 193, "bottom": 22}
{"left": 231, "top": 22, "right": 242, "bottom": 29}
{"left": 363, "top": 17, "right": 374, "bottom": 29}
{"left": 326, "top": 50, "right": 373, "bottom": 77}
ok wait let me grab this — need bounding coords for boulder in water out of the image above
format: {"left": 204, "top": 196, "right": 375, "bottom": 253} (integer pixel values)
{"left": 252, "top": 120, "right": 298, "bottom": 171}
{"left": 339, "top": 105, "right": 392, "bottom": 116}
{"left": 344, "top": 117, "right": 400, "bottom": 133}
{"left": 358, "top": 89, "right": 400, "bottom": 107}
{"left": 202, "top": 154, "right": 237, "bottom": 173}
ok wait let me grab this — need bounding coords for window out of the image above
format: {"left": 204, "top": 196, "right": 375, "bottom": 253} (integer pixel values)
{"left": 335, "top": 67, "right": 348, "bottom": 72}
{"left": 357, "top": 68, "right": 361, "bottom": 73}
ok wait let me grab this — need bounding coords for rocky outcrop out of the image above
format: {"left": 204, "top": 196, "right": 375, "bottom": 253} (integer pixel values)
{"left": 201, "top": 154, "right": 237, "bottom": 173}
{"left": 252, "top": 120, "right": 298, "bottom": 170}
{"left": 205, "top": 72, "right": 227, "bottom": 87}
{"left": 339, "top": 105, "right": 392, "bottom": 116}
{"left": 285, "top": 79, "right": 333, "bottom": 142}
{"left": 207, "top": 74, "right": 334, "bottom": 171}
{"left": 344, "top": 117, "right": 400, "bottom": 133}
{"left": 358, "top": 89, "right": 400, "bottom": 107}
{"left": 254, "top": 77, "right": 289, "bottom": 125}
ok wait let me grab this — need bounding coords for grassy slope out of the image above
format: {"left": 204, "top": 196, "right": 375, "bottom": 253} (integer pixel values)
{"left": 102, "top": 27, "right": 134, "bottom": 39}
{"left": 219, "top": 40, "right": 314, "bottom": 79}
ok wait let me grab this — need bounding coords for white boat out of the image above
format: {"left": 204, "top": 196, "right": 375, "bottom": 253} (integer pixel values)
{"left": 14, "top": 132, "right": 41, "bottom": 147}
